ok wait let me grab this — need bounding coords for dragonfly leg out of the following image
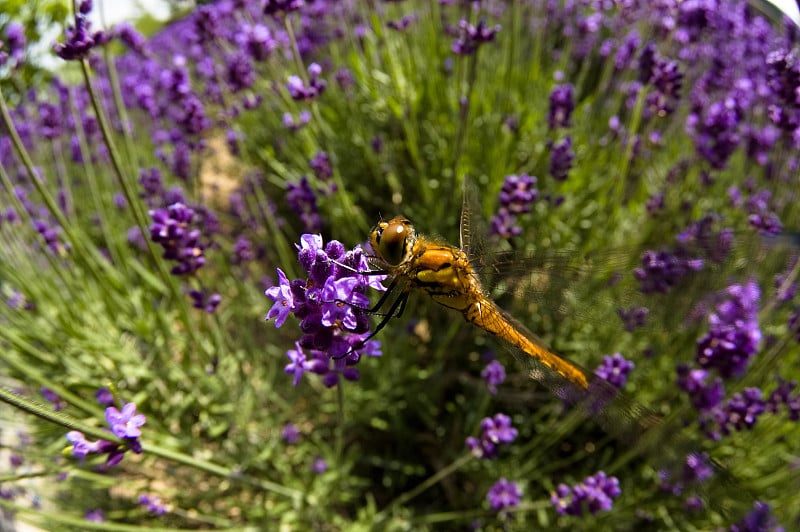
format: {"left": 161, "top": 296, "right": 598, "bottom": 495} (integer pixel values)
{"left": 331, "top": 290, "right": 409, "bottom": 360}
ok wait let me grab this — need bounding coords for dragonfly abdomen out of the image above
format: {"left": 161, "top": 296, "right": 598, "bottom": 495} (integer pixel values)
{"left": 466, "top": 300, "right": 589, "bottom": 389}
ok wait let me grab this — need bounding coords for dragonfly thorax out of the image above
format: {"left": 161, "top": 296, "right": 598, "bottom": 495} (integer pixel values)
{"left": 370, "top": 216, "right": 417, "bottom": 266}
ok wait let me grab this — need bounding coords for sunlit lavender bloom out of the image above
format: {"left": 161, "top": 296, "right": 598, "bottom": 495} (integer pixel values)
{"left": 551, "top": 471, "right": 621, "bottom": 516}
{"left": 281, "top": 423, "right": 300, "bottom": 444}
{"left": 114, "top": 22, "right": 147, "bottom": 56}
{"left": 95, "top": 388, "right": 114, "bottom": 406}
{"left": 696, "top": 280, "right": 761, "bottom": 378}
{"left": 634, "top": 248, "right": 704, "bottom": 294}
{"left": 310, "top": 151, "right": 333, "bottom": 181}
{"left": 53, "top": 1, "right": 108, "bottom": 61}
{"left": 676, "top": 365, "right": 724, "bottom": 411}
{"left": 481, "top": 359, "right": 506, "bottom": 395}
{"left": 139, "top": 494, "right": 167, "bottom": 515}
{"left": 189, "top": 290, "right": 222, "bottom": 313}
{"left": 233, "top": 236, "right": 256, "bottom": 265}
{"left": 41, "top": 387, "right": 65, "bottom": 411}
{"left": 106, "top": 403, "right": 146, "bottom": 439}
{"left": 226, "top": 51, "right": 256, "bottom": 92}
{"left": 730, "top": 501, "right": 785, "bottom": 532}
{"left": 4, "top": 22, "right": 26, "bottom": 65}
{"left": 149, "top": 202, "right": 208, "bottom": 275}
{"left": 451, "top": 19, "right": 500, "bottom": 55}
{"left": 85, "top": 509, "right": 104, "bottom": 522}
{"left": 466, "top": 413, "right": 517, "bottom": 459}
{"left": 594, "top": 353, "right": 634, "bottom": 389}
{"left": 704, "top": 388, "right": 766, "bottom": 439}
{"left": 744, "top": 190, "right": 783, "bottom": 236}
{"left": 548, "top": 84, "right": 574, "bottom": 129}
{"left": 387, "top": 14, "right": 417, "bottom": 31}
{"left": 286, "top": 63, "right": 327, "bottom": 101}
{"left": 497, "top": 174, "right": 538, "bottom": 214}
{"left": 549, "top": 137, "right": 574, "bottom": 181}
{"left": 311, "top": 456, "right": 328, "bottom": 474}
{"left": 267, "top": 234, "right": 385, "bottom": 387}
{"left": 767, "top": 379, "right": 800, "bottom": 421}
{"left": 66, "top": 431, "right": 103, "bottom": 458}
{"left": 283, "top": 110, "right": 311, "bottom": 130}
{"left": 286, "top": 177, "right": 322, "bottom": 233}
{"left": 239, "top": 23, "right": 276, "bottom": 61}
{"left": 487, "top": 478, "right": 521, "bottom": 512}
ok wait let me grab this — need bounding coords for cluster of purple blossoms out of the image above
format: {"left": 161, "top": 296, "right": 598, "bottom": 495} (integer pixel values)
{"left": 549, "top": 137, "right": 574, "bottom": 181}
{"left": 465, "top": 413, "right": 518, "bottom": 459}
{"left": 489, "top": 174, "right": 538, "bottom": 238}
{"left": 265, "top": 234, "right": 385, "bottom": 387}
{"left": 659, "top": 452, "right": 714, "bottom": 498}
{"left": 281, "top": 423, "right": 300, "bottom": 444}
{"left": 283, "top": 110, "right": 311, "bottom": 131}
{"left": 481, "top": 359, "right": 506, "bottom": 395}
{"left": 486, "top": 478, "right": 522, "bottom": 512}
{"left": 451, "top": 19, "right": 500, "bottom": 56}
{"left": 616, "top": 305, "right": 649, "bottom": 332}
{"left": 66, "top": 403, "right": 145, "bottom": 467}
{"left": 548, "top": 84, "right": 574, "bottom": 130}
{"left": 149, "top": 203, "right": 208, "bottom": 276}
{"left": 730, "top": 502, "right": 785, "bottom": 532}
{"left": 593, "top": 353, "right": 634, "bottom": 389}
{"left": 638, "top": 42, "right": 684, "bottom": 117}
{"left": 634, "top": 216, "right": 732, "bottom": 294}
{"left": 139, "top": 494, "right": 167, "bottom": 515}
{"left": 189, "top": 290, "right": 222, "bottom": 313}
{"left": 286, "top": 177, "right": 322, "bottom": 233}
{"left": 286, "top": 63, "right": 327, "bottom": 101}
{"left": 41, "top": 387, "right": 65, "bottom": 411}
{"left": 53, "top": 1, "right": 108, "bottom": 61}
{"left": 550, "top": 471, "right": 621, "bottom": 516}
{"left": 696, "top": 280, "right": 761, "bottom": 378}
{"left": 744, "top": 190, "right": 783, "bottom": 236}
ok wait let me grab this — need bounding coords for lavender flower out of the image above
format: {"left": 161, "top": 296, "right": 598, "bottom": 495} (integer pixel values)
{"left": 286, "top": 177, "right": 322, "bottom": 233}
{"left": 676, "top": 365, "right": 724, "bottom": 411}
{"left": 53, "top": 1, "right": 108, "bottom": 61}
{"left": 490, "top": 174, "right": 538, "bottom": 238}
{"left": 730, "top": 501, "right": 785, "bottom": 532}
{"left": 311, "top": 456, "right": 328, "bottom": 474}
{"left": 465, "top": 413, "right": 517, "bottom": 459}
{"left": 85, "top": 509, "right": 104, "bottom": 522}
{"left": 451, "top": 19, "right": 500, "bottom": 56}
{"left": 594, "top": 353, "right": 634, "bottom": 389}
{"left": 486, "top": 478, "right": 522, "bottom": 512}
{"left": 105, "top": 403, "right": 146, "bottom": 439}
{"left": 149, "top": 202, "right": 208, "bottom": 276}
{"left": 551, "top": 471, "right": 621, "bottom": 516}
{"left": 481, "top": 359, "right": 506, "bottom": 395}
{"left": 549, "top": 136, "right": 574, "bottom": 181}
{"left": 41, "top": 387, "right": 65, "bottom": 411}
{"left": 696, "top": 280, "right": 761, "bottom": 379}
{"left": 286, "top": 63, "right": 327, "bottom": 101}
{"left": 264, "top": 0, "right": 305, "bottom": 16}
{"left": 139, "top": 494, "right": 167, "bottom": 515}
{"left": 548, "top": 84, "right": 574, "bottom": 130}
{"left": 659, "top": 452, "right": 714, "bottom": 497}
{"left": 265, "top": 234, "right": 385, "bottom": 387}
{"left": 703, "top": 388, "right": 766, "bottom": 439}
{"left": 281, "top": 423, "right": 300, "bottom": 444}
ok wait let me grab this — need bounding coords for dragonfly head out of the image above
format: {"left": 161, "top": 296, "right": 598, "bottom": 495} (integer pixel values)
{"left": 369, "top": 216, "right": 416, "bottom": 266}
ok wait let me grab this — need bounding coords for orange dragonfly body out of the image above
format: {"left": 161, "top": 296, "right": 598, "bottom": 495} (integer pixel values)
{"left": 368, "top": 215, "right": 589, "bottom": 390}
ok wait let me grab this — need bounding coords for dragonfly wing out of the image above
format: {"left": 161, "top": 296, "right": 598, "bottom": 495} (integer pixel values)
{"left": 489, "top": 304, "right": 756, "bottom": 515}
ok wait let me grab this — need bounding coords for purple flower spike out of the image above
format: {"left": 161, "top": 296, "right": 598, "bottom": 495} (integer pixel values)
{"left": 487, "top": 478, "right": 522, "bottom": 512}
{"left": 481, "top": 359, "right": 506, "bottom": 395}
{"left": 548, "top": 84, "right": 575, "bottom": 130}
{"left": 551, "top": 471, "right": 621, "bottom": 516}
{"left": 466, "top": 413, "right": 517, "bottom": 459}
{"left": 696, "top": 280, "right": 761, "bottom": 379}
{"left": 105, "top": 403, "right": 146, "bottom": 439}
{"left": 452, "top": 19, "right": 500, "bottom": 56}
{"left": 594, "top": 353, "right": 634, "bottom": 389}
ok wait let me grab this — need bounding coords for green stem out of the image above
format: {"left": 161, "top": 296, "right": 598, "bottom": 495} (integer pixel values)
{"left": 379, "top": 452, "right": 474, "bottom": 517}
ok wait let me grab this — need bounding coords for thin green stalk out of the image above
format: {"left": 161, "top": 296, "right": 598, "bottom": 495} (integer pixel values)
{"left": 336, "top": 382, "right": 345, "bottom": 461}
{"left": 378, "top": 452, "right": 474, "bottom": 516}
{"left": 78, "top": 58, "right": 203, "bottom": 358}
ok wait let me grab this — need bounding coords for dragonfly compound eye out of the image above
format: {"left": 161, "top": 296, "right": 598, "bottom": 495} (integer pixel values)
{"left": 377, "top": 217, "right": 410, "bottom": 266}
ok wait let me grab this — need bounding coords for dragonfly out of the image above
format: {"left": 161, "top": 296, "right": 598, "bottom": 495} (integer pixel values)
{"left": 355, "top": 181, "right": 794, "bottom": 482}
